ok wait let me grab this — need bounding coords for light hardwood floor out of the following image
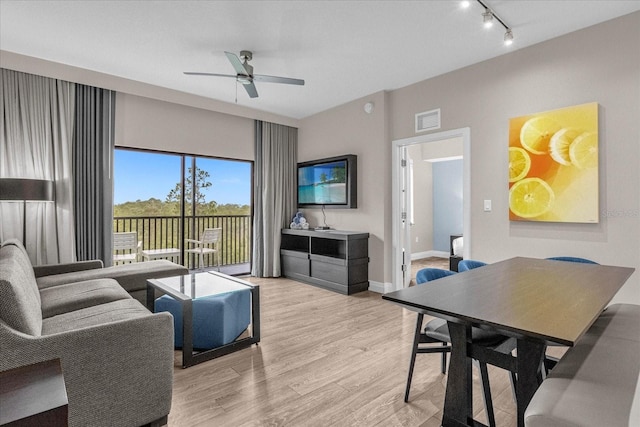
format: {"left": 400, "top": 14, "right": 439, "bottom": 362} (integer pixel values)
{"left": 168, "top": 273, "right": 519, "bottom": 426}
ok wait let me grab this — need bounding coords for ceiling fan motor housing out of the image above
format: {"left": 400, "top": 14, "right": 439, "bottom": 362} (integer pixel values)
{"left": 240, "top": 50, "right": 253, "bottom": 62}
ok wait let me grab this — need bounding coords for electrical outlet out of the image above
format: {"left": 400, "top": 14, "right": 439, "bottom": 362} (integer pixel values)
{"left": 415, "top": 236, "right": 419, "bottom": 243}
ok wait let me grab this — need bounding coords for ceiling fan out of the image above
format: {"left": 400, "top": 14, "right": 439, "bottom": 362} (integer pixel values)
{"left": 184, "top": 50, "right": 305, "bottom": 98}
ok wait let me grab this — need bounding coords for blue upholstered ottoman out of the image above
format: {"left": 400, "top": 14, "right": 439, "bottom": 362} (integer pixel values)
{"left": 155, "top": 289, "right": 251, "bottom": 350}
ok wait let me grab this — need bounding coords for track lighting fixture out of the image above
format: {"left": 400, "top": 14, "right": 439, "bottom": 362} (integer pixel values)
{"left": 464, "top": 0, "right": 513, "bottom": 46}
{"left": 504, "top": 29, "right": 514, "bottom": 46}
{"left": 482, "top": 10, "right": 494, "bottom": 28}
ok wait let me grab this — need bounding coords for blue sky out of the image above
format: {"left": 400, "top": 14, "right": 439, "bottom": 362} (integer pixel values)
{"left": 114, "top": 150, "right": 251, "bottom": 205}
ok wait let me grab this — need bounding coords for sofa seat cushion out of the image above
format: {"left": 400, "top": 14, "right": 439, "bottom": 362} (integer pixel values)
{"left": 42, "top": 299, "right": 152, "bottom": 335}
{"left": 40, "top": 278, "right": 132, "bottom": 318}
{"left": 37, "top": 260, "right": 187, "bottom": 293}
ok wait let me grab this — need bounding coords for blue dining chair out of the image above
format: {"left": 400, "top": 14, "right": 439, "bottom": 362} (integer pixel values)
{"left": 458, "top": 259, "right": 487, "bottom": 271}
{"left": 406, "top": 268, "right": 513, "bottom": 427}
{"left": 546, "top": 256, "right": 598, "bottom": 264}
{"left": 415, "top": 267, "right": 456, "bottom": 283}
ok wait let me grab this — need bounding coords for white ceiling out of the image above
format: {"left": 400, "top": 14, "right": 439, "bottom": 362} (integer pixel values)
{"left": 1, "top": 1, "right": 639, "bottom": 119}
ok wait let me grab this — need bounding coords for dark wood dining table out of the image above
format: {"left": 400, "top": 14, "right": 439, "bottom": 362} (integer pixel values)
{"left": 382, "top": 256, "right": 634, "bottom": 427}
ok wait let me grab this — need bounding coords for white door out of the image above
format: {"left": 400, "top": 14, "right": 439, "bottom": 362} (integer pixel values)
{"left": 400, "top": 148, "right": 413, "bottom": 288}
{"left": 392, "top": 128, "right": 471, "bottom": 292}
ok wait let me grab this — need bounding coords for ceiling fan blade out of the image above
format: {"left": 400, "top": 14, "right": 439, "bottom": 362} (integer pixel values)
{"left": 242, "top": 82, "right": 259, "bottom": 98}
{"left": 183, "top": 72, "right": 237, "bottom": 78}
{"left": 254, "top": 74, "right": 305, "bottom": 86}
{"left": 225, "top": 51, "right": 249, "bottom": 76}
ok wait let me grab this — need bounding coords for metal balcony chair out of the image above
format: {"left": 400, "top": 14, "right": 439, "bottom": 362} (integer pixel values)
{"left": 406, "top": 267, "right": 516, "bottom": 427}
{"left": 457, "top": 259, "right": 487, "bottom": 271}
{"left": 185, "top": 228, "right": 222, "bottom": 270}
{"left": 113, "top": 232, "right": 141, "bottom": 264}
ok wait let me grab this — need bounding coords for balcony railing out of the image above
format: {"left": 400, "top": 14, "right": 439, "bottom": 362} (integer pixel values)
{"left": 113, "top": 215, "right": 251, "bottom": 269}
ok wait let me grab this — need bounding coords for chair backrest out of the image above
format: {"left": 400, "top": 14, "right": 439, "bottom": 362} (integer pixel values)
{"left": 113, "top": 232, "right": 139, "bottom": 251}
{"left": 546, "top": 256, "right": 599, "bottom": 264}
{"left": 200, "top": 228, "right": 222, "bottom": 244}
{"left": 416, "top": 268, "right": 456, "bottom": 285}
{"left": 458, "top": 259, "right": 487, "bottom": 272}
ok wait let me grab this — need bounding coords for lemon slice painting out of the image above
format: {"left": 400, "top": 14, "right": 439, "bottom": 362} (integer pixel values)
{"left": 520, "top": 117, "right": 561, "bottom": 155}
{"left": 509, "top": 102, "right": 599, "bottom": 223}
{"left": 509, "top": 147, "right": 531, "bottom": 182}
{"left": 509, "top": 178, "right": 555, "bottom": 218}
{"left": 550, "top": 128, "right": 581, "bottom": 166}
{"left": 570, "top": 132, "right": 598, "bottom": 169}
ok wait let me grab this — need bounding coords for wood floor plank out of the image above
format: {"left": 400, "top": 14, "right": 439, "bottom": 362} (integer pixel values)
{"left": 169, "top": 274, "right": 517, "bottom": 426}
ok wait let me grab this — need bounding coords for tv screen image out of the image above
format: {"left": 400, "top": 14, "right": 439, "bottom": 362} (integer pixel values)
{"left": 297, "top": 154, "right": 357, "bottom": 208}
{"left": 298, "top": 160, "right": 347, "bottom": 205}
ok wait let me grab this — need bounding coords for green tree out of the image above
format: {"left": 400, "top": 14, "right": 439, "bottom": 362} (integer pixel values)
{"left": 166, "top": 166, "right": 213, "bottom": 205}
{"left": 331, "top": 166, "right": 345, "bottom": 183}
{"left": 319, "top": 172, "right": 328, "bottom": 183}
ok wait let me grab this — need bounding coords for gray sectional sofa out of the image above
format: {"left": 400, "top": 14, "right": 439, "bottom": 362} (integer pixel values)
{"left": 34, "top": 254, "right": 188, "bottom": 305}
{"left": 0, "top": 239, "right": 188, "bottom": 427}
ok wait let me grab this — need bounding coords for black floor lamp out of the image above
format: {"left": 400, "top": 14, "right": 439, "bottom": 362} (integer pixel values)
{"left": 0, "top": 178, "right": 55, "bottom": 246}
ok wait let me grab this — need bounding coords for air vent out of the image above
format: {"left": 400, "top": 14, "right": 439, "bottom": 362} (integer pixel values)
{"left": 415, "top": 109, "right": 441, "bottom": 133}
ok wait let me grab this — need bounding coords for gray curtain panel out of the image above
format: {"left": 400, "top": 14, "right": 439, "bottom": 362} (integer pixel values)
{"left": 252, "top": 121, "right": 298, "bottom": 277}
{"left": 0, "top": 68, "right": 76, "bottom": 265}
{"left": 73, "top": 85, "right": 115, "bottom": 265}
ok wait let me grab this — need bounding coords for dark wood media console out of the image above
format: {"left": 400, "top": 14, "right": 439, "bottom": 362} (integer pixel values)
{"left": 280, "top": 229, "right": 369, "bottom": 295}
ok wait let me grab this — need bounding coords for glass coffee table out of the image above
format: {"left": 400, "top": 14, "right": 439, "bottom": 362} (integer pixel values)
{"left": 146, "top": 271, "right": 260, "bottom": 368}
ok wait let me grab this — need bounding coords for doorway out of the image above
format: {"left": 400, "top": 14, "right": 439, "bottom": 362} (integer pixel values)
{"left": 391, "top": 128, "right": 471, "bottom": 292}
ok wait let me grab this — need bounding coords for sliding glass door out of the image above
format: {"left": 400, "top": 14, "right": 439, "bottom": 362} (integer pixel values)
{"left": 114, "top": 148, "right": 252, "bottom": 275}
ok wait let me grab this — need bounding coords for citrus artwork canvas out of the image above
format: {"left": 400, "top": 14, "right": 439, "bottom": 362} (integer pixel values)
{"left": 508, "top": 102, "right": 599, "bottom": 223}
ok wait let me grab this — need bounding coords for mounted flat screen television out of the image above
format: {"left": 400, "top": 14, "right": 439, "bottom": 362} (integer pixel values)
{"left": 297, "top": 155, "right": 357, "bottom": 208}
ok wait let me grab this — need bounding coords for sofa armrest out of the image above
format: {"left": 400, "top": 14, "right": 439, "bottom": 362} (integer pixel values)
{"left": 33, "top": 260, "right": 104, "bottom": 278}
{"left": 0, "top": 311, "right": 174, "bottom": 427}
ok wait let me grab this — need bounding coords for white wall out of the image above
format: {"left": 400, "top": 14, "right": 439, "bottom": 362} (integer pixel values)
{"left": 298, "top": 91, "right": 389, "bottom": 286}
{"left": 115, "top": 93, "right": 254, "bottom": 160}
{"left": 388, "top": 12, "right": 640, "bottom": 303}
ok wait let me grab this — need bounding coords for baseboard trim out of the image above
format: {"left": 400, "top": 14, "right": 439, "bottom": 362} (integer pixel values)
{"left": 368, "top": 280, "right": 394, "bottom": 294}
{"left": 411, "top": 250, "right": 449, "bottom": 260}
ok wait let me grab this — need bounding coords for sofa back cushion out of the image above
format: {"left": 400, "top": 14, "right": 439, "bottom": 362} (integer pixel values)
{"left": 0, "top": 240, "right": 43, "bottom": 336}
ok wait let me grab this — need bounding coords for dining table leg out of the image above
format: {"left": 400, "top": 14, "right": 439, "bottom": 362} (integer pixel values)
{"left": 515, "top": 339, "right": 546, "bottom": 427}
{"left": 442, "top": 321, "right": 473, "bottom": 427}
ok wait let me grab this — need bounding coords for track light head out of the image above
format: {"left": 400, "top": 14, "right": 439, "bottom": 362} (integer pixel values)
{"left": 504, "top": 29, "right": 514, "bottom": 45}
{"left": 483, "top": 10, "right": 494, "bottom": 28}
{"left": 470, "top": 1, "right": 513, "bottom": 47}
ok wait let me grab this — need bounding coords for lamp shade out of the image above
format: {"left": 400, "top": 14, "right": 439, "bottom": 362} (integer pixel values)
{"left": 0, "top": 178, "right": 54, "bottom": 201}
